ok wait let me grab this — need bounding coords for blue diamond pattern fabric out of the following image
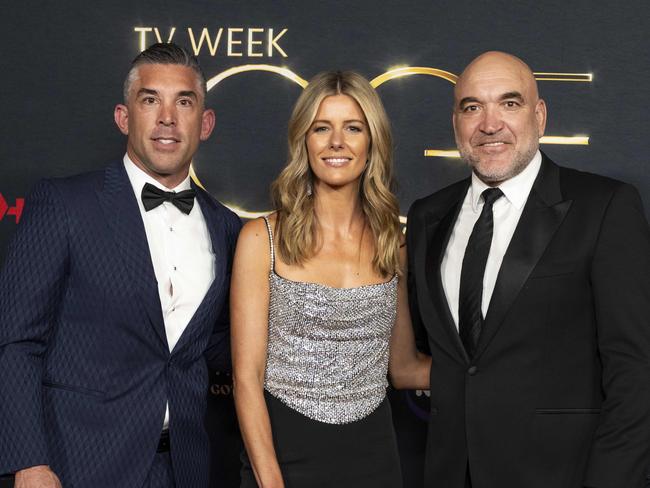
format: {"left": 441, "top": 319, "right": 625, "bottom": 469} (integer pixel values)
{"left": 0, "top": 161, "right": 241, "bottom": 488}
{"left": 142, "top": 451, "right": 175, "bottom": 488}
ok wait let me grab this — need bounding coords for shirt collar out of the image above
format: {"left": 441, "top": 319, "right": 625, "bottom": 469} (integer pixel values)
{"left": 469, "top": 150, "right": 542, "bottom": 212}
{"left": 123, "top": 154, "right": 193, "bottom": 200}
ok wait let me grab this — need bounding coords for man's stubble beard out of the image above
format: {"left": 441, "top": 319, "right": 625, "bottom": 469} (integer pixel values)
{"left": 458, "top": 138, "right": 539, "bottom": 185}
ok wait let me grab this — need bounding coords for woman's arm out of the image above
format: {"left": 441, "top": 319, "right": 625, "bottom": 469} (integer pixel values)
{"left": 231, "top": 218, "right": 284, "bottom": 488}
{"left": 388, "top": 243, "right": 432, "bottom": 390}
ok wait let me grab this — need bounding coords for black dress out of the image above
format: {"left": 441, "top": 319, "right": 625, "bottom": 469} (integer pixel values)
{"left": 240, "top": 392, "right": 402, "bottom": 487}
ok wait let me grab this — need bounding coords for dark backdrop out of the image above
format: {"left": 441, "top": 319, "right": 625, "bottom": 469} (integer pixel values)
{"left": 1, "top": 1, "right": 648, "bottom": 486}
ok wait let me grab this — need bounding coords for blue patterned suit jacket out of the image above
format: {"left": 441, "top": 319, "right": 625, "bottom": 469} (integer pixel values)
{"left": 0, "top": 160, "right": 241, "bottom": 487}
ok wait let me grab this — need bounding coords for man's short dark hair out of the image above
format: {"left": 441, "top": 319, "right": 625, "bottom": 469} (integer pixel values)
{"left": 123, "top": 42, "right": 208, "bottom": 102}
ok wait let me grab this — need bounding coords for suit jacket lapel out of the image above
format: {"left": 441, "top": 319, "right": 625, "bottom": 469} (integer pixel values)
{"left": 474, "top": 155, "right": 572, "bottom": 359}
{"left": 423, "top": 180, "right": 470, "bottom": 363}
{"left": 97, "top": 161, "right": 168, "bottom": 348}
{"left": 171, "top": 184, "right": 227, "bottom": 354}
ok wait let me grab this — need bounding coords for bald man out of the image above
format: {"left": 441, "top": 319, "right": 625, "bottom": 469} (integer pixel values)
{"left": 406, "top": 51, "right": 650, "bottom": 487}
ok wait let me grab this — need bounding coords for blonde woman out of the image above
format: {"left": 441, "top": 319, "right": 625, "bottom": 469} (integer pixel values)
{"left": 231, "top": 71, "right": 430, "bottom": 488}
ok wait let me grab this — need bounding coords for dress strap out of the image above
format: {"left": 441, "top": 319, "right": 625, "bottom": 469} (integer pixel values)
{"left": 262, "top": 215, "right": 275, "bottom": 272}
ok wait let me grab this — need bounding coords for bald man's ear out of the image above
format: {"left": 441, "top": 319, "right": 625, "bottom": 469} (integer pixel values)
{"left": 535, "top": 99, "right": 547, "bottom": 137}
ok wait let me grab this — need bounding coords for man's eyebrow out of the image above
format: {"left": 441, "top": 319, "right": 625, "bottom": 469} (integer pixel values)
{"left": 457, "top": 92, "right": 526, "bottom": 108}
{"left": 458, "top": 96, "right": 480, "bottom": 107}
{"left": 136, "top": 88, "right": 159, "bottom": 97}
{"left": 499, "top": 91, "right": 524, "bottom": 102}
{"left": 135, "top": 88, "right": 199, "bottom": 100}
{"left": 178, "top": 90, "right": 198, "bottom": 100}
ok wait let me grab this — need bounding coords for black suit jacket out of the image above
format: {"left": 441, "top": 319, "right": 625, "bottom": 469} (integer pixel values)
{"left": 407, "top": 154, "right": 650, "bottom": 488}
{"left": 0, "top": 161, "right": 241, "bottom": 488}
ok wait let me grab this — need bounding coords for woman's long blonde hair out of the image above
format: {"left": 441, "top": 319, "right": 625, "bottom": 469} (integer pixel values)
{"left": 271, "top": 71, "right": 401, "bottom": 277}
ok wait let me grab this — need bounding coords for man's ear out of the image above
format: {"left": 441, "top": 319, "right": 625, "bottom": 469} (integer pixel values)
{"left": 200, "top": 109, "right": 216, "bottom": 141}
{"left": 535, "top": 99, "right": 547, "bottom": 137}
{"left": 114, "top": 104, "right": 129, "bottom": 135}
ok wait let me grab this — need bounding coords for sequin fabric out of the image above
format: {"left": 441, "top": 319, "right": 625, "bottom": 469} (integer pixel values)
{"left": 262, "top": 217, "right": 397, "bottom": 424}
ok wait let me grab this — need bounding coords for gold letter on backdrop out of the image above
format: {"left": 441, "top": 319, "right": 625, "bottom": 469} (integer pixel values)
{"left": 188, "top": 28, "right": 225, "bottom": 56}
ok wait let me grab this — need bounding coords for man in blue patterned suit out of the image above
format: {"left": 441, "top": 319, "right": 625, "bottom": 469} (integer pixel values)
{"left": 0, "top": 43, "right": 241, "bottom": 488}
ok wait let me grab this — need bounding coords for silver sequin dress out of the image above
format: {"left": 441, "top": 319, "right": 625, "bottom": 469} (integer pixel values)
{"left": 239, "top": 216, "right": 403, "bottom": 488}
{"left": 262, "top": 216, "right": 397, "bottom": 424}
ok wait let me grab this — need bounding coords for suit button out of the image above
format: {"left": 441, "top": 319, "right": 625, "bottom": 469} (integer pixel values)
{"left": 468, "top": 366, "right": 478, "bottom": 376}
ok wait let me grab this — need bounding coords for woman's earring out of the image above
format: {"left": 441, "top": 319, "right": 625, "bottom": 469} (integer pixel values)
{"left": 306, "top": 181, "right": 312, "bottom": 196}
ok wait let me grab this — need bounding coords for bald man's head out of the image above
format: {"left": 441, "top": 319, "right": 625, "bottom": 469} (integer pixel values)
{"left": 455, "top": 51, "right": 540, "bottom": 102}
{"left": 452, "top": 51, "right": 547, "bottom": 185}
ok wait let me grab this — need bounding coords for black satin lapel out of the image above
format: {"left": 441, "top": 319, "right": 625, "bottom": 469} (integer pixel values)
{"left": 424, "top": 202, "right": 469, "bottom": 363}
{"left": 172, "top": 188, "right": 227, "bottom": 353}
{"left": 193, "top": 187, "right": 226, "bottom": 276}
{"left": 474, "top": 193, "right": 572, "bottom": 360}
{"left": 97, "top": 161, "right": 167, "bottom": 348}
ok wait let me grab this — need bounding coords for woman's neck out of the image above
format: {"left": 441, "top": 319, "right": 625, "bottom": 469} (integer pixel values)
{"left": 313, "top": 185, "right": 365, "bottom": 235}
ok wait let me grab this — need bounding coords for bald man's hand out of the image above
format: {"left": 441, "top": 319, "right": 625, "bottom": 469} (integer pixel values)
{"left": 14, "top": 465, "right": 62, "bottom": 488}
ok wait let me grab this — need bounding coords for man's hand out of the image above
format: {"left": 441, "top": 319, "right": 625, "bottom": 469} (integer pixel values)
{"left": 14, "top": 465, "right": 62, "bottom": 488}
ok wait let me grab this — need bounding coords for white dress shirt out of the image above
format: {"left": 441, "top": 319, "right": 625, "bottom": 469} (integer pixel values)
{"left": 124, "top": 155, "right": 215, "bottom": 429}
{"left": 441, "top": 150, "right": 542, "bottom": 329}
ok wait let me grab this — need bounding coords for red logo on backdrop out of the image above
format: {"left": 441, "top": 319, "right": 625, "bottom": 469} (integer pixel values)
{"left": 0, "top": 194, "right": 25, "bottom": 224}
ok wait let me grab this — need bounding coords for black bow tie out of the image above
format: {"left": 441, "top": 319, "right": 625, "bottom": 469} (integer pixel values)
{"left": 141, "top": 182, "right": 196, "bottom": 215}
